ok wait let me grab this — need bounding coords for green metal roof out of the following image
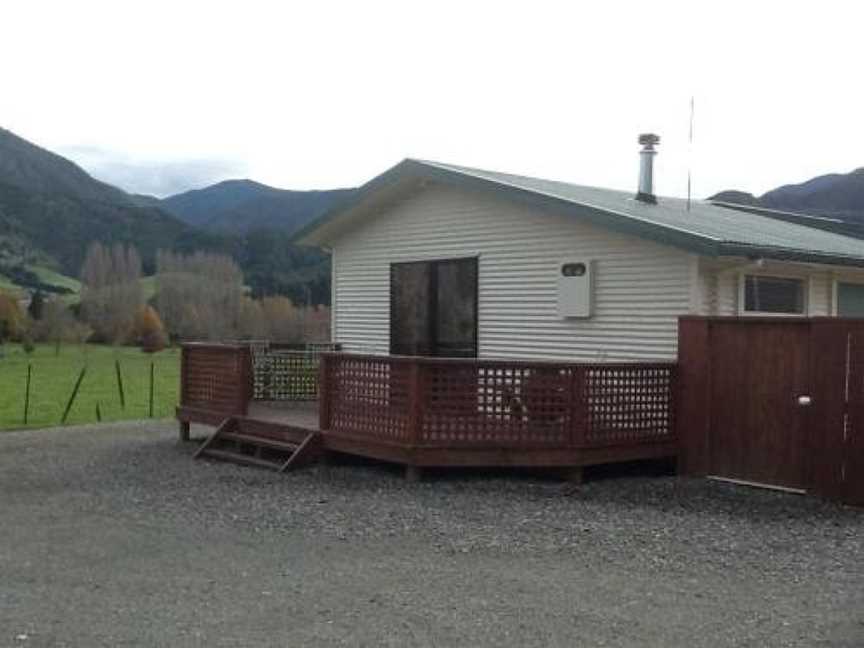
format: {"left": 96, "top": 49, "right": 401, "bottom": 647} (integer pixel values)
{"left": 293, "top": 159, "right": 864, "bottom": 267}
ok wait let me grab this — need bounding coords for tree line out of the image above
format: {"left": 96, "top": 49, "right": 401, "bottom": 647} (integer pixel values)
{"left": 0, "top": 242, "right": 330, "bottom": 351}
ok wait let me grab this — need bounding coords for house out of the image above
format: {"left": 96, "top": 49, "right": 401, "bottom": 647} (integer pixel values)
{"left": 176, "top": 138, "right": 863, "bottom": 499}
{"left": 292, "top": 137, "right": 864, "bottom": 362}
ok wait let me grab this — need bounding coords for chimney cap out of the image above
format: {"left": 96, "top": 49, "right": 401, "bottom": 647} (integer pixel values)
{"left": 638, "top": 133, "right": 660, "bottom": 148}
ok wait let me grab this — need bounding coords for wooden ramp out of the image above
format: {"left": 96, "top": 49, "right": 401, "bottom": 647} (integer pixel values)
{"left": 194, "top": 416, "right": 322, "bottom": 472}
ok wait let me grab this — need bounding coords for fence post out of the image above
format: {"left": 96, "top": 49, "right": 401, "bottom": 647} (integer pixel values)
{"left": 61, "top": 366, "right": 87, "bottom": 424}
{"left": 148, "top": 361, "right": 155, "bottom": 418}
{"left": 676, "top": 317, "right": 712, "bottom": 475}
{"left": 318, "top": 353, "right": 332, "bottom": 431}
{"left": 23, "top": 363, "right": 32, "bottom": 425}
{"left": 115, "top": 360, "right": 125, "bottom": 409}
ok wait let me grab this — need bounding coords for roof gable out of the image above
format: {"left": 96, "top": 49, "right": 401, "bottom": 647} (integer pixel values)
{"left": 293, "top": 159, "right": 864, "bottom": 268}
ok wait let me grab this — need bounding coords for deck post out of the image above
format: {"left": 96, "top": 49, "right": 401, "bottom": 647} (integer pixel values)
{"left": 405, "top": 465, "right": 423, "bottom": 482}
{"left": 179, "top": 420, "right": 191, "bottom": 442}
{"left": 569, "top": 367, "right": 586, "bottom": 448}
{"left": 238, "top": 345, "right": 252, "bottom": 416}
{"left": 407, "top": 360, "right": 423, "bottom": 445}
{"left": 405, "top": 359, "right": 424, "bottom": 476}
{"left": 318, "top": 353, "right": 332, "bottom": 431}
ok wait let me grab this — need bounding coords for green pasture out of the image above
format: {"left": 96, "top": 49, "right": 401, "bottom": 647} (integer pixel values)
{"left": 0, "top": 343, "right": 180, "bottom": 430}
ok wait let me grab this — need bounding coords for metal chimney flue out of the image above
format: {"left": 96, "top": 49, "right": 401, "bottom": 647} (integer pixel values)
{"left": 636, "top": 133, "right": 660, "bottom": 204}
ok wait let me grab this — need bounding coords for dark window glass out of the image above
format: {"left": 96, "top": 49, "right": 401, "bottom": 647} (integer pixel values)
{"left": 838, "top": 282, "right": 864, "bottom": 317}
{"left": 435, "top": 259, "right": 478, "bottom": 357}
{"left": 390, "top": 258, "right": 477, "bottom": 357}
{"left": 744, "top": 275, "right": 805, "bottom": 314}
{"left": 390, "top": 262, "right": 432, "bottom": 356}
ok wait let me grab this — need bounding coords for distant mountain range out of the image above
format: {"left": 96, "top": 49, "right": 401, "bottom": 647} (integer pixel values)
{"left": 0, "top": 127, "right": 352, "bottom": 304}
{"left": 711, "top": 169, "right": 864, "bottom": 227}
{"left": 0, "top": 127, "right": 202, "bottom": 275}
{"left": 160, "top": 179, "right": 352, "bottom": 233}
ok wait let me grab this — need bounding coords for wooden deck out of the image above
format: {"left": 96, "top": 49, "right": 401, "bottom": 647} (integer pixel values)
{"left": 247, "top": 401, "right": 320, "bottom": 430}
{"left": 177, "top": 344, "right": 679, "bottom": 475}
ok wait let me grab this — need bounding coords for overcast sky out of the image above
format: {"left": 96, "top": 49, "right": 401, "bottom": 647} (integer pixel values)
{"left": 3, "top": 1, "right": 863, "bottom": 198}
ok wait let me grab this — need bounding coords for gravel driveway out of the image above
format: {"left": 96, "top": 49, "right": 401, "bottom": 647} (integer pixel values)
{"left": 0, "top": 422, "right": 862, "bottom": 647}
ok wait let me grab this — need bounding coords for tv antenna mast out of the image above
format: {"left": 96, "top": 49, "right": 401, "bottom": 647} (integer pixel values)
{"left": 687, "top": 96, "right": 694, "bottom": 211}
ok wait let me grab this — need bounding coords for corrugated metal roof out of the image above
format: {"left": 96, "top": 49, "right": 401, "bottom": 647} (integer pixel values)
{"left": 294, "top": 158, "right": 864, "bottom": 267}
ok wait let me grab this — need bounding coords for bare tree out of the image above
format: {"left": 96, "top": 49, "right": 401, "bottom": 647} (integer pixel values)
{"left": 156, "top": 250, "right": 245, "bottom": 341}
{"left": 80, "top": 242, "right": 143, "bottom": 343}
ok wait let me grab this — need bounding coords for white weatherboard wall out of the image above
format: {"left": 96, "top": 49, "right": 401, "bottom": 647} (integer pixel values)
{"left": 329, "top": 183, "right": 694, "bottom": 361}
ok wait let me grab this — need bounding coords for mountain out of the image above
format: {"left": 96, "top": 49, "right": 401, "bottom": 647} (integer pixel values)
{"left": 711, "top": 169, "right": 864, "bottom": 228}
{"left": 0, "top": 127, "right": 133, "bottom": 205}
{"left": 0, "top": 127, "right": 335, "bottom": 305}
{"left": 0, "top": 127, "right": 227, "bottom": 275}
{"left": 161, "top": 179, "right": 352, "bottom": 233}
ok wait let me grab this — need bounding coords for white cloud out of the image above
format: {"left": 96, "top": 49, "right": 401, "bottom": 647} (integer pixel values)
{"left": 59, "top": 146, "right": 248, "bottom": 197}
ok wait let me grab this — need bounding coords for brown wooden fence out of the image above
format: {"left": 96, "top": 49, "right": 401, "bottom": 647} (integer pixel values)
{"left": 319, "top": 354, "right": 676, "bottom": 456}
{"left": 678, "top": 317, "right": 864, "bottom": 506}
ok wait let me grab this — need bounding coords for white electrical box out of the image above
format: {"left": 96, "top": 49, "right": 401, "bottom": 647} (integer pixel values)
{"left": 557, "top": 260, "right": 594, "bottom": 318}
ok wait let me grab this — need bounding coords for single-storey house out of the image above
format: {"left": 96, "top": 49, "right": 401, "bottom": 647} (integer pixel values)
{"left": 293, "top": 138, "right": 864, "bottom": 362}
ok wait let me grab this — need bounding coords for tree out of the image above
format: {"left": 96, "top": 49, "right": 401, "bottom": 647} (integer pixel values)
{"left": 156, "top": 250, "right": 244, "bottom": 341}
{"left": 28, "top": 289, "right": 45, "bottom": 320}
{"left": 0, "top": 294, "right": 24, "bottom": 342}
{"left": 80, "top": 242, "right": 143, "bottom": 343}
{"left": 134, "top": 305, "right": 168, "bottom": 353}
{"left": 259, "top": 296, "right": 303, "bottom": 343}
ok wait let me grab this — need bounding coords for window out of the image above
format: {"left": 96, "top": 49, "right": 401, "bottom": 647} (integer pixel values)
{"left": 837, "top": 282, "right": 864, "bottom": 317}
{"left": 743, "top": 275, "right": 805, "bottom": 314}
{"left": 390, "top": 257, "right": 478, "bottom": 357}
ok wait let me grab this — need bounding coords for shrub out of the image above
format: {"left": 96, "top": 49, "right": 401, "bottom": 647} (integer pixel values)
{"left": 135, "top": 305, "right": 168, "bottom": 353}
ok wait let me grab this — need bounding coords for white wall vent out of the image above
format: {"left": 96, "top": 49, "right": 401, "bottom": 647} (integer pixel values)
{"left": 557, "top": 260, "right": 595, "bottom": 318}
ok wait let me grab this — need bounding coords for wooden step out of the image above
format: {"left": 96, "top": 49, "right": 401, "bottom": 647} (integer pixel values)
{"left": 218, "top": 431, "right": 300, "bottom": 452}
{"left": 193, "top": 416, "right": 323, "bottom": 473}
{"left": 202, "top": 448, "right": 284, "bottom": 470}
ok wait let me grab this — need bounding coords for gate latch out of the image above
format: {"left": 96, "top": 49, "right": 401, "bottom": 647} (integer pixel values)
{"left": 797, "top": 395, "right": 813, "bottom": 407}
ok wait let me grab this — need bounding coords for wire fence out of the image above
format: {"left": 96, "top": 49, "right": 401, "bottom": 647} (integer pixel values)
{"left": 0, "top": 345, "right": 180, "bottom": 430}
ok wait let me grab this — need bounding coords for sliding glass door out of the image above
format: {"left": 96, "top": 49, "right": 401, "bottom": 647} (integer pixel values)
{"left": 390, "top": 257, "right": 478, "bottom": 357}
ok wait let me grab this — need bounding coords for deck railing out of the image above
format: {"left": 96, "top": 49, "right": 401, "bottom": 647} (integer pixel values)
{"left": 319, "top": 354, "right": 676, "bottom": 449}
{"left": 179, "top": 342, "right": 340, "bottom": 418}
{"left": 180, "top": 343, "right": 253, "bottom": 417}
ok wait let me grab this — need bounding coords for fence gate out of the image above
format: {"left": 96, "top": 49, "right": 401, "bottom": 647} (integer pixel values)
{"left": 679, "top": 317, "right": 864, "bottom": 505}
{"left": 709, "top": 321, "right": 810, "bottom": 489}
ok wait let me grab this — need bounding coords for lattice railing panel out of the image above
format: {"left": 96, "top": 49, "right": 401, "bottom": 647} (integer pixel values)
{"left": 253, "top": 351, "right": 319, "bottom": 401}
{"left": 328, "top": 356, "right": 411, "bottom": 442}
{"left": 421, "top": 363, "right": 572, "bottom": 446}
{"left": 182, "top": 344, "right": 249, "bottom": 415}
{"left": 584, "top": 365, "right": 675, "bottom": 445}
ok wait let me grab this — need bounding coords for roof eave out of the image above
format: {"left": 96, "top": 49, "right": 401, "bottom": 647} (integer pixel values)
{"left": 717, "top": 243, "right": 864, "bottom": 268}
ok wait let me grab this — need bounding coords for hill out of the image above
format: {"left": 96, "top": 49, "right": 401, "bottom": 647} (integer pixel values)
{"left": 161, "top": 179, "right": 352, "bottom": 233}
{"left": 711, "top": 168, "right": 864, "bottom": 229}
{"left": 0, "top": 127, "right": 335, "bottom": 305}
{"left": 0, "top": 128, "right": 222, "bottom": 276}
{"left": 0, "top": 127, "right": 132, "bottom": 205}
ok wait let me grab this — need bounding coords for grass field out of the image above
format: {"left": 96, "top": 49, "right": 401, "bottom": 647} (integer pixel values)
{"left": 0, "top": 343, "right": 180, "bottom": 430}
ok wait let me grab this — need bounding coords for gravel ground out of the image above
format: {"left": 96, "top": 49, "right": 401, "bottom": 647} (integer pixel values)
{"left": 0, "top": 422, "right": 862, "bottom": 647}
